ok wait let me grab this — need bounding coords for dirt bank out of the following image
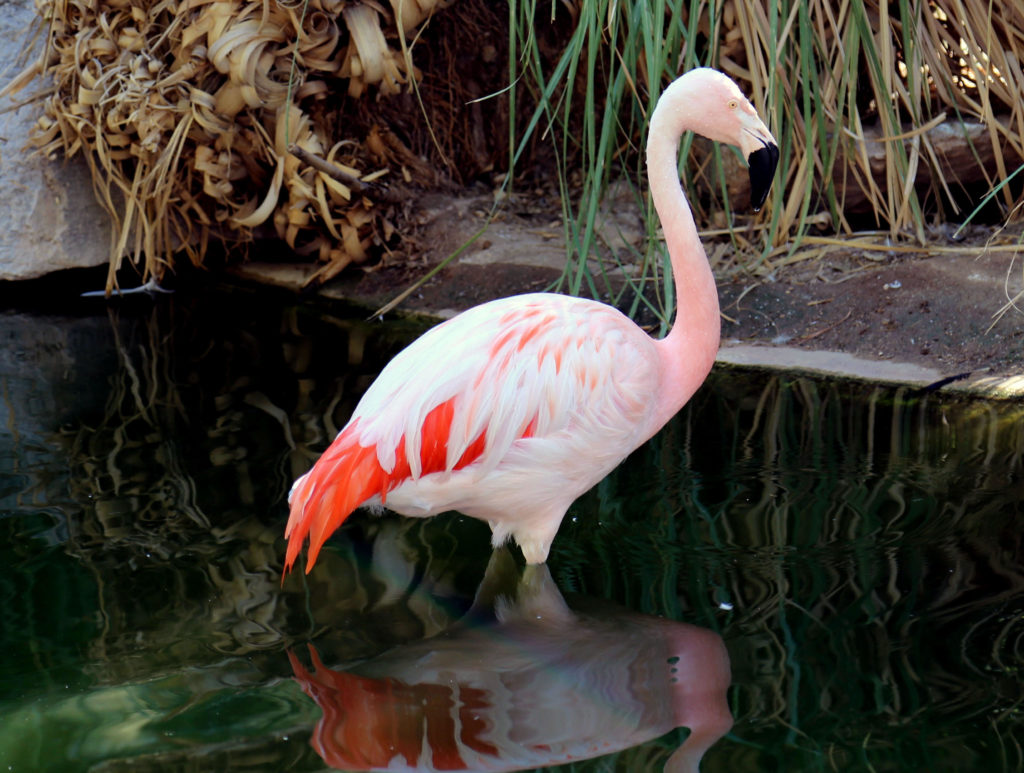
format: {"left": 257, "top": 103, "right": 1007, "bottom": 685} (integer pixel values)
{"left": 235, "top": 194, "right": 1024, "bottom": 396}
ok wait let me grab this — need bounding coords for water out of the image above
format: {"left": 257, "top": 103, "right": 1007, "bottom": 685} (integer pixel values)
{"left": 0, "top": 287, "right": 1021, "bottom": 772}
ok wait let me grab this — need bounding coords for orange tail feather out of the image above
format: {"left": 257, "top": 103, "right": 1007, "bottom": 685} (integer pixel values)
{"left": 284, "top": 421, "right": 385, "bottom": 575}
{"left": 283, "top": 399, "right": 496, "bottom": 576}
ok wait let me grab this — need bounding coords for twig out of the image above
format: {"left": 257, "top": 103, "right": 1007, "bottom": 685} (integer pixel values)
{"left": 911, "top": 369, "right": 985, "bottom": 395}
{"left": 0, "top": 88, "right": 53, "bottom": 115}
{"left": 793, "top": 310, "right": 852, "bottom": 343}
{"left": 800, "top": 235, "right": 1024, "bottom": 256}
{"left": 80, "top": 277, "right": 174, "bottom": 298}
{"left": 288, "top": 144, "right": 405, "bottom": 204}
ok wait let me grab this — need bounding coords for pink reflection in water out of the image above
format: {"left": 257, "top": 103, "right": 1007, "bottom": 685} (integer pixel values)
{"left": 290, "top": 558, "right": 731, "bottom": 772}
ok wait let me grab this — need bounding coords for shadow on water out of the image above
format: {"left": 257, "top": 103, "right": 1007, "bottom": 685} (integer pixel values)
{"left": 0, "top": 287, "right": 1021, "bottom": 771}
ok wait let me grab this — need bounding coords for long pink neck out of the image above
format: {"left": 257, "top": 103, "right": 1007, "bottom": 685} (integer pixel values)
{"left": 645, "top": 80, "right": 721, "bottom": 434}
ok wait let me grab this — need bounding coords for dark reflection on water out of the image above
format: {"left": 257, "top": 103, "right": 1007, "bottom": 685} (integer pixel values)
{"left": 0, "top": 289, "right": 1021, "bottom": 772}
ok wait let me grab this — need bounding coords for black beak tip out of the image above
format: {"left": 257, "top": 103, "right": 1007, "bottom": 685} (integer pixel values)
{"left": 748, "top": 142, "right": 780, "bottom": 212}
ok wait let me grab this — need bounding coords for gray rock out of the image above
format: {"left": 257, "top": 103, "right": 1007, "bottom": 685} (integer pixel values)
{"left": 0, "top": 0, "right": 112, "bottom": 281}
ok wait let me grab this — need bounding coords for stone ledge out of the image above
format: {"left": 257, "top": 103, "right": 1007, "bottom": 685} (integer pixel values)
{"left": 227, "top": 261, "right": 1023, "bottom": 399}
{"left": 718, "top": 343, "right": 1024, "bottom": 398}
{"left": 0, "top": 0, "right": 113, "bottom": 281}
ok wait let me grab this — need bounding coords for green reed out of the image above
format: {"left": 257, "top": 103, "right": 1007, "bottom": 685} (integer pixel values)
{"left": 505, "top": 0, "right": 1024, "bottom": 325}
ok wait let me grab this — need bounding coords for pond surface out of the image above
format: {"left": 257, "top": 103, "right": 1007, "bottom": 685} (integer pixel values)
{"left": 1, "top": 287, "right": 1022, "bottom": 772}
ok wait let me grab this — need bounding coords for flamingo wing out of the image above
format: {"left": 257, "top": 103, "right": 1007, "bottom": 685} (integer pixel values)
{"left": 284, "top": 293, "right": 659, "bottom": 573}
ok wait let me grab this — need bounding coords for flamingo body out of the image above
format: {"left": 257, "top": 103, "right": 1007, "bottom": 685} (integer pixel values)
{"left": 285, "top": 68, "right": 779, "bottom": 573}
{"left": 286, "top": 294, "right": 664, "bottom": 570}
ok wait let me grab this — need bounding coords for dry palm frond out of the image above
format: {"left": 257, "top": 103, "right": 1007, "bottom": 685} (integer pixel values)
{"left": 2, "top": 0, "right": 456, "bottom": 292}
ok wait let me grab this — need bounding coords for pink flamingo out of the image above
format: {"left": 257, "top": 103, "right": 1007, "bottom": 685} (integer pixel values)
{"left": 285, "top": 68, "right": 778, "bottom": 573}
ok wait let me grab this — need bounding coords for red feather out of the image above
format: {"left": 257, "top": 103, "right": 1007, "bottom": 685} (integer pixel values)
{"left": 285, "top": 397, "right": 490, "bottom": 574}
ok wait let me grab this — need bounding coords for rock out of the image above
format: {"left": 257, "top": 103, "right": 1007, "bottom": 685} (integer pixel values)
{"left": 0, "top": 311, "right": 119, "bottom": 518}
{"left": 0, "top": 0, "right": 111, "bottom": 281}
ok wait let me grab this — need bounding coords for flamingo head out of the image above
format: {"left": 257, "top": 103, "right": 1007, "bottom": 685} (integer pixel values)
{"left": 660, "top": 68, "right": 780, "bottom": 211}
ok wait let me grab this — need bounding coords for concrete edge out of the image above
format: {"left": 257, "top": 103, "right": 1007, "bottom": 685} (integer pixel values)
{"left": 716, "top": 344, "right": 943, "bottom": 385}
{"left": 717, "top": 343, "right": 1024, "bottom": 399}
{"left": 227, "top": 263, "right": 1024, "bottom": 400}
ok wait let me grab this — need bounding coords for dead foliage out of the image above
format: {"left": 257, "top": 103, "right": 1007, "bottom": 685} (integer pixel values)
{"left": 2, "top": 0, "right": 511, "bottom": 291}
{"left": 4, "top": 0, "right": 1024, "bottom": 291}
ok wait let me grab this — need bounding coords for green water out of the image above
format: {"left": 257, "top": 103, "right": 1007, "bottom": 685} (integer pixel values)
{"left": 0, "top": 288, "right": 1021, "bottom": 772}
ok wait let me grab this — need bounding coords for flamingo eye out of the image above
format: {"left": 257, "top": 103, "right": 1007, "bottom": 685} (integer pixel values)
{"left": 727, "top": 99, "right": 739, "bottom": 110}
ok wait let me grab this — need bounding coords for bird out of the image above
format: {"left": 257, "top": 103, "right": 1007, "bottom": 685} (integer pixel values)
{"left": 284, "top": 67, "right": 779, "bottom": 574}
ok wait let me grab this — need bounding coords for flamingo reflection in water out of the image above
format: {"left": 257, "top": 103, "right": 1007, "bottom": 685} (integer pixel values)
{"left": 289, "top": 551, "right": 731, "bottom": 772}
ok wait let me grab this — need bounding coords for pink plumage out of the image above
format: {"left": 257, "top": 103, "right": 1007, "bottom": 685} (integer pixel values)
{"left": 284, "top": 68, "right": 778, "bottom": 573}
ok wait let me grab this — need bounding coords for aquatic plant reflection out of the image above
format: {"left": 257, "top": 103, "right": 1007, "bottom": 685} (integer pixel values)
{"left": 290, "top": 551, "right": 732, "bottom": 772}
{"left": 4, "top": 297, "right": 1022, "bottom": 771}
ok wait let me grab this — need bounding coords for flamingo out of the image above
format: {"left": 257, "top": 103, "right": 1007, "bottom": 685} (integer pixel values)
{"left": 284, "top": 68, "right": 779, "bottom": 573}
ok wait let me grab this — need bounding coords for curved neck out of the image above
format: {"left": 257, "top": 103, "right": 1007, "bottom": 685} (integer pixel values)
{"left": 645, "top": 81, "right": 722, "bottom": 430}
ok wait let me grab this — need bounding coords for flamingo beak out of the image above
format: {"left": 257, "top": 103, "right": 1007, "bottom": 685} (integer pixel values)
{"left": 739, "top": 120, "right": 779, "bottom": 212}
{"left": 747, "top": 139, "right": 780, "bottom": 212}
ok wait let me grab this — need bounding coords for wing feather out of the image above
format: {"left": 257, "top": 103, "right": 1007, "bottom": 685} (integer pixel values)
{"left": 285, "top": 293, "right": 656, "bottom": 573}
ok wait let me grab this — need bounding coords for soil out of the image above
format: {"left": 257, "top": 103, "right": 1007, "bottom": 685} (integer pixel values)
{"left": 716, "top": 234, "right": 1024, "bottom": 379}
{"left": 238, "top": 192, "right": 1024, "bottom": 391}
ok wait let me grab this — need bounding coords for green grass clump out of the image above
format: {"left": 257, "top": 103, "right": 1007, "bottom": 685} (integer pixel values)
{"left": 505, "top": 0, "right": 1024, "bottom": 324}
